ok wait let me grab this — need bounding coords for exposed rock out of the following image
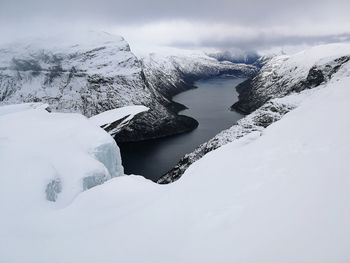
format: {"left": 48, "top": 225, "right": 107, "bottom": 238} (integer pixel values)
{"left": 115, "top": 112, "right": 199, "bottom": 142}
{"left": 83, "top": 173, "right": 109, "bottom": 191}
{"left": 45, "top": 178, "right": 62, "bottom": 202}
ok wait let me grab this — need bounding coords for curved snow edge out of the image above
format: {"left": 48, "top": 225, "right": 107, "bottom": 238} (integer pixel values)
{"left": 0, "top": 103, "right": 124, "bottom": 205}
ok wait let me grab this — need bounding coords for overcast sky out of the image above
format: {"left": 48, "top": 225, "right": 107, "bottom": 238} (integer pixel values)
{"left": 0, "top": 0, "right": 349, "bottom": 52}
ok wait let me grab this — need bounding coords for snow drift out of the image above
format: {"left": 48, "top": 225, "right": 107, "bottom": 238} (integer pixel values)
{"left": 0, "top": 103, "right": 124, "bottom": 206}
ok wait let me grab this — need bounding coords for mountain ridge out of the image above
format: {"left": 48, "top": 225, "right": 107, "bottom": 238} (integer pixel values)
{"left": 0, "top": 31, "right": 257, "bottom": 142}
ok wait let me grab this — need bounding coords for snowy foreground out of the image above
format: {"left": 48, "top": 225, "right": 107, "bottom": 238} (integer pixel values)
{"left": 0, "top": 103, "right": 125, "bottom": 206}
{"left": 1, "top": 50, "right": 350, "bottom": 262}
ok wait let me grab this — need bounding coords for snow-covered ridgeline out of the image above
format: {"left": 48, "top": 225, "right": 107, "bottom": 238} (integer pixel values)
{"left": 232, "top": 43, "right": 350, "bottom": 114}
{"left": 0, "top": 31, "right": 195, "bottom": 142}
{"left": 159, "top": 43, "right": 350, "bottom": 183}
{"left": 1, "top": 51, "right": 349, "bottom": 262}
{"left": 0, "top": 31, "right": 150, "bottom": 117}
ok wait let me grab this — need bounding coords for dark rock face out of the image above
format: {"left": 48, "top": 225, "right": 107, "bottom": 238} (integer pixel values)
{"left": 305, "top": 67, "right": 325, "bottom": 87}
{"left": 114, "top": 111, "right": 199, "bottom": 143}
{"left": 45, "top": 178, "right": 62, "bottom": 202}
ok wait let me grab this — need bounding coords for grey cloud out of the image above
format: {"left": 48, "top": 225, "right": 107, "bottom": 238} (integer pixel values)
{"left": 0, "top": 0, "right": 349, "bottom": 51}
{"left": 1, "top": 0, "right": 349, "bottom": 25}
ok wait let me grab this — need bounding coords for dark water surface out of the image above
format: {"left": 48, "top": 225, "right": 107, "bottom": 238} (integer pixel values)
{"left": 119, "top": 77, "right": 245, "bottom": 181}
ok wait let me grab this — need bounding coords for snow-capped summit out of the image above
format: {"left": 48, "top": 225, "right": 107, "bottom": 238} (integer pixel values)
{"left": 0, "top": 31, "right": 147, "bottom": 116}
{"left": 0, "top": 31, "right": 138, "bottom": 77}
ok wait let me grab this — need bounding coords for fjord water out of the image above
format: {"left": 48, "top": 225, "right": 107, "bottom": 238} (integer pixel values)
{"left": 119, "top": 77, "right": 245, "bottom": 181}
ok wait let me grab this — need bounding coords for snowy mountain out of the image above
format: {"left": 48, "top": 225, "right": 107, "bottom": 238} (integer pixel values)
{"left": 0, "top": 31, "right": 142, "bottom": 115}
{"left": 232, "top": 43, "right": 350, "bottom": 114}
{"left": 0, "top": 32, "right": 257, "bottom": 141}
{"left": 159, "top": 43, "right": 350, "bottom": 183}
{"left": 1, "top": 44, "right": 350, "bottom": 262}
{"left": 0, "top": 31, "right": 185, "bottom": 141}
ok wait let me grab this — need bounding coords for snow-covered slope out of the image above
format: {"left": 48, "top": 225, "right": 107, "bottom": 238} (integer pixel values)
{"left": 159, "top": 97, "right": 297, "bottom": 183}
{"left": 1, "top": 52, "right": 349, "bottom": 262}
{"left": 0, "top": 101, "right": 51, "bottom": 116}
{"left": 160, "top": 43, "right": 350, "bottom": 183}
{"left": 0, "top": 103, "right": 124, "bottom": 207}
{"left": 232, "top": 43, "right": 350, "bottom": 114}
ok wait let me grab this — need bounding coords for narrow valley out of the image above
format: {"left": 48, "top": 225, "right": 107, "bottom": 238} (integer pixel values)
{"left": 119, "top": 77, "right": 245, "bottom": 181}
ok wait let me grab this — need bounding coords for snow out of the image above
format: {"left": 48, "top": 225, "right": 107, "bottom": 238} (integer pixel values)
{"left": 262, "top": 43, "right": 350, "bottom": 85}
{"left": 1, "top": 46, "right": 350, "bottom": 262}
{"left": 0, "top": 102, "right": 50, "bottom": 116}
{"left": 89, "top": 105, "right": 149, "bottom": 137}
{"left": 90, "top": 105, "right": 148, "bottom": 127}
{"left": 171, "top": 69, "right": 350, "bottom": 262}
{"left": 0, "top": 31, "right": 139, "bottom": 77}
{"left": 0, "top": 104, "right": 123, "bottom": 208}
